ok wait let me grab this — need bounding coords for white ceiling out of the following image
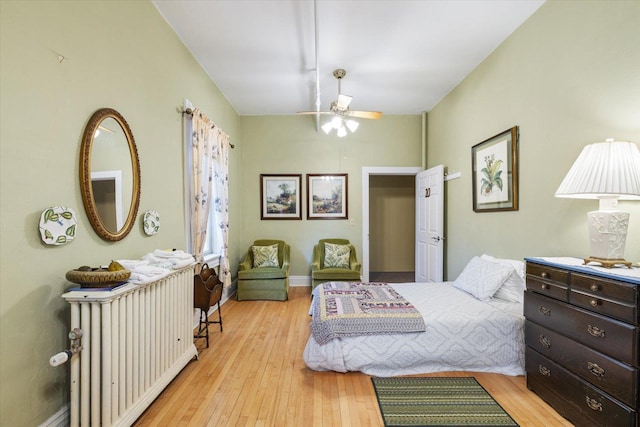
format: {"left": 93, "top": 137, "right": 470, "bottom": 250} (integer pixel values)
{"left": 152, "top": 0, "right": 545, "bottom": 116}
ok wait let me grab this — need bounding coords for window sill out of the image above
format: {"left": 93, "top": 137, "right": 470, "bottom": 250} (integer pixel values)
{"left": 203, "top": 254, "right": 221, "bottom": 268}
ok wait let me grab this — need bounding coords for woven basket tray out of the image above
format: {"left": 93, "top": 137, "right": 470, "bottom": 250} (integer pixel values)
{"left": 65, "top": 269, "right": 131, "bottom": 288}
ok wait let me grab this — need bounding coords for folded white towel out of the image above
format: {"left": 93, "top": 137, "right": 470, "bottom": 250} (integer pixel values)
{"left": 142, "top": 253, "right": 191, "bottom": 268}
{"left": 152, "top": 249, "right": 194, "bottom": 260}
{"left": 129, "top": 273, "right": 156, "bottom": 285}
{"left": 171, "top": 257, "right": 195, "bottom": 270}
{"left": 133, "top": 265, "right": 170, "bottom": 276}
{"left": 117, "top": 260, "right": 149, "bottom": 270}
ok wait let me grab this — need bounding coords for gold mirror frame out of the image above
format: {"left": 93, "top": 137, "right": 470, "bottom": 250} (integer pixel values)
{"left": 80, "top": 108, "right": 141, "bottom": 241}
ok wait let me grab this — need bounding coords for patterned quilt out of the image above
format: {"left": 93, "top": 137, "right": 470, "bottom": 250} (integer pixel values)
{"left": 310, "top": 282, "right": 426, "bottom": 344}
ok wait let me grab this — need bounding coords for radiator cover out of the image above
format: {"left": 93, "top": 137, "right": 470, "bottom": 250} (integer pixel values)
{"left": 62, "top": 264, "right": 197, "bottom": 426}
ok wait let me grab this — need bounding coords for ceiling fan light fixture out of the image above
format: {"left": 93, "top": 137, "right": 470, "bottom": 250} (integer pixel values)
{"left": 337, "top": 126, "right": 347, "bottom": 138}
{"left": 321, "top": 121, "right": 333, "bottom": 134}
{"left": 346, "top": 119, "right": 359, "bottom": 132}
{"left": 331, "top": 116, "right": 342, "bottom": 129}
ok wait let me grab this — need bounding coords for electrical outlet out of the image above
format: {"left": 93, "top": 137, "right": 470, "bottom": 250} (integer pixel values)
{"left": 349, "top": 219, "right": 355, "bottom": 226}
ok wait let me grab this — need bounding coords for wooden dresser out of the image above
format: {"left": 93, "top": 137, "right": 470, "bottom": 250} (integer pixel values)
{"left": 524, "top": 257, "right": 639, "bottom": 427}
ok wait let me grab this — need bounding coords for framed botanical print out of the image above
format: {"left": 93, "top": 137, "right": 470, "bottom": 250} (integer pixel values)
{"left": 471, "top": 126, "right": 519, "bottom": 212}
{"left": 260, "top": 174, "right": 302, "bottom": 220}
{"left": 306, "top": 174, "right": 348, "bottom": 220}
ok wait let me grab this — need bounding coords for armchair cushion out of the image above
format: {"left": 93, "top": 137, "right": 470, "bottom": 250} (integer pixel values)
{"left": 323, "top": 243, "right": 351, "bottom": 269}
{"left": 252, "top": 244, "right": 279, "bottom": 268}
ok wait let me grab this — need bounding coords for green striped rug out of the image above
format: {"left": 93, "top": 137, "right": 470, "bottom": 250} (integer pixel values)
{"left": 372, "top": 377, "right": 519, "bottom": 427}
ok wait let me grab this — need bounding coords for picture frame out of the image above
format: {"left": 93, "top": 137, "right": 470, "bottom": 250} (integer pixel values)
{"left": 260, "top": 174, "right": 302, "bottom": 220}
{"left": 306, "top": 174, "right": 348, "bottom": 220}
{"left": 471, "top": 126, "right": 519, "bottom": 212}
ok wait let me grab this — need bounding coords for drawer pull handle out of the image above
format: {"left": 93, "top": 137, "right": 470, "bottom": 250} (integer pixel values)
{"left": 590, "top": 299, "right": 599, "bottom": 307}
{"left": 587, "top": 324, "right": 606, "bottom": 338}
{"left": 590, "top": 283, "right": 599, "bottom": 292}
{"left": 538, "top": 306, "right": 551, "bottom": 316}
{"left": 586, "top": 396, "right": 603, "bottom": 412}
{"left": 538, "top": 365, "right": 550, "bottom": 376}
{"left": 541, "top": 284, "right": 549, "bottom": 290}
{"left": 587, "top": 362, "right": 605, "bottom": 378}
{"left": 541, "top": 272, "right": 549, "bottom": 279}
{"left": 539, "top": 334, "right": 551, "bottom": 348}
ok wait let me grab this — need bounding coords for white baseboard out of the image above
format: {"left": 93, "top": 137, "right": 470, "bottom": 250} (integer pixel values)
{"left": 39, "top": 403, "right": 68, "bottom": 427}
{"left": 290, "top": 275, "right": 311, "bottom": 287}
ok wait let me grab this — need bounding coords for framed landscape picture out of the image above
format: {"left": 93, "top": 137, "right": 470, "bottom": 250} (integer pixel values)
{"left": 307, "top": 174, "right": 348, "bottom": 220}
{"left": 260, "top": 174, "right": 302, "bottom": 220}
{"left": 471, "top": 126, "right": 519, "bottom": 212}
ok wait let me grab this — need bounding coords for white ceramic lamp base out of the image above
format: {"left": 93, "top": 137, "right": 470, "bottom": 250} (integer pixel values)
{"left": 585, "top": 209, "right": 632, "bottom": 268}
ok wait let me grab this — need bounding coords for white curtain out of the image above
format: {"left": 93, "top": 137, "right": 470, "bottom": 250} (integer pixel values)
{"left": 212, "top": 126, "right": 231, "bottom": 286}
{"left": 190, "top": 109, "right": 215, "bottom": 263}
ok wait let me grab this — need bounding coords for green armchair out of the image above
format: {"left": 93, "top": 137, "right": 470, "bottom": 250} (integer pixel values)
{"left": 237, "top": 239, "right": 290, "bottom": 301}
{"left": 311, "top": 238, "right": 361, "bottom": 290}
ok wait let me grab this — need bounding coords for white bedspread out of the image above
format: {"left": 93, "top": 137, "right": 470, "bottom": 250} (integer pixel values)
{"left": 303, "top": 282, "right": 525, "bottom": 377}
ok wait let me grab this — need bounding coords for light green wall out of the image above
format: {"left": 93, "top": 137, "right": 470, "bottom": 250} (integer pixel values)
{"left": 0, "top": 1, "right": 241, "bottom": 425}
{"left": 239, "top": 115, "right": 422, "bottom": 276}
{"left": 428, "top": 0, "right": 640, "bottom": 279}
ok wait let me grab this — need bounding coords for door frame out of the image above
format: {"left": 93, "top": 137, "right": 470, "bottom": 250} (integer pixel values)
{"left": 361, "top": 166, "right": 423, "bottom": 282}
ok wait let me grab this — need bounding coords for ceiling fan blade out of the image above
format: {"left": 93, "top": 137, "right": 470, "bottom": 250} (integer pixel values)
{"left": 297, "top": 111, "right": 333, "bottom": 115}
{"left": 345, "top": 110, "right": 383, "bottom": 120}
{"left": 336, "top": 94, "right": 352, "bottom": 110}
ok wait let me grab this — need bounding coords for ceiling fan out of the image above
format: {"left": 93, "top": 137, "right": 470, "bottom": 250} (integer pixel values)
{"left": 297, "top": 69, "right": 382, "bottom": 136}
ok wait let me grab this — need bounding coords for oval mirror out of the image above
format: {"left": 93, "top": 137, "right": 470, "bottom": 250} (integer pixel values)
{"left": 80, "top": 108, "right": 140, "bottom": 241}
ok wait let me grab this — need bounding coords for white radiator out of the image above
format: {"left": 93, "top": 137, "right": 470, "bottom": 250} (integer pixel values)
{"left": 62, "top": 264, "right": 198, "bottom": 427}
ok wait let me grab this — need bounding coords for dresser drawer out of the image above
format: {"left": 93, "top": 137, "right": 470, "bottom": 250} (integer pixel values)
{"left": 526, "top": 347, "right": 637, "bottom": 427}
{"left": 571, "top": 273, "right": 639, "bottom": 325}
{"left": 526, "top": 320, "right": 639, "bottom": 408}
{"left": 571, "top": 289, "right": 638, "bottom": 325}
{"left": 525, "top": 291, "right": 639, "bottom": 367}
{"left": 572, "top": 273, "right": 638, "bottom": 304}
{"left": 526, "top": 264, "right": 569, "bottom": 301}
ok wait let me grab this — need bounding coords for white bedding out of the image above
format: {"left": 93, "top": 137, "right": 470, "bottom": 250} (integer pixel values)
{"left": 303, "top": 282, "right": 525, "bottom": 377}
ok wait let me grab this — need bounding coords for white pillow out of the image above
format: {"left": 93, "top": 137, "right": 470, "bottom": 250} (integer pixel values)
{"left": 480, "top": 254, "right": 526, "bottom": 303}
{"left": 453, "top": 256, "right": 513, "bottom": 301}
{"left": 480, "top": 254, "right": 525, "bottom": 279}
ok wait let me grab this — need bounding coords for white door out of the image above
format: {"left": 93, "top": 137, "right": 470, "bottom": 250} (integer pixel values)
{"left": 415, "top": 165, "right": 444, "bottom": 282}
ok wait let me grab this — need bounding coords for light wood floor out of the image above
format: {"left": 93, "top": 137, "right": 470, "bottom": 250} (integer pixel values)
{"left": 134, "top": 286, "right": 573, "bottom": 427}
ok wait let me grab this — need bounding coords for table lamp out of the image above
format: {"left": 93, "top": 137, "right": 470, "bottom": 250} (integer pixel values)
{"left": 555, "top": 139, "right": 640, "bottom": 268}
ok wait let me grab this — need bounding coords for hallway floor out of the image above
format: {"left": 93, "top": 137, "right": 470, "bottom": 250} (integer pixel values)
{"left": 369, "top": 271, "right": 415, "bottom": 283}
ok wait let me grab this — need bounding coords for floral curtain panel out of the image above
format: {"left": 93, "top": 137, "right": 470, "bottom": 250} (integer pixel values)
{"left": 212, "top": 126, "right": 231, "bottom": 286}
{"left": 189, "top": 108, "right": 231, "bottom": 286}
{"left": 190, "top": 109, "right": 214, "bottom": 263}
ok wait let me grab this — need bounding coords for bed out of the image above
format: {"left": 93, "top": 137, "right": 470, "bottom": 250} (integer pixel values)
{"left": 303, "top": 254, "right": 526, "bottom": 377}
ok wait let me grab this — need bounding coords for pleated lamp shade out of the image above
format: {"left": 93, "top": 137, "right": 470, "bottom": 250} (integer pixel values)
{"left": 555, "top": 140, "right": 640, "bottom": 202}
{"left": 555, "top": 140, "right": 640, "bottom": 266}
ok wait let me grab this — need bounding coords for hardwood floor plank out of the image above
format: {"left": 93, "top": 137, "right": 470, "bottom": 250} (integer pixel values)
{"left": 134, "top": 286, "right": 573, "bottom": 427}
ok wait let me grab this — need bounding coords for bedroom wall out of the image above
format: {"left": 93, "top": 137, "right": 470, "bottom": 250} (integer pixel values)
{"left": 427, "top": 0, "right": 640, "bottom": 279}
{"left": 239, "top": 115, "right": 422, "bottom": 277}
{"left": 0, "top": 2, "right": 241, "bottom": 425}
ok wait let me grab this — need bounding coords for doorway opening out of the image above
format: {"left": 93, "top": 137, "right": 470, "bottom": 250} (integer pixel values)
{"left": 361, "top": 166, "right": 422, "bottom": 283}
